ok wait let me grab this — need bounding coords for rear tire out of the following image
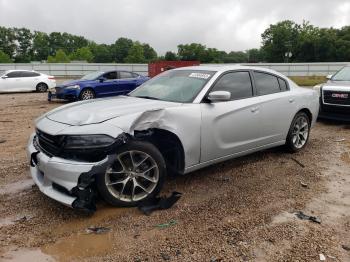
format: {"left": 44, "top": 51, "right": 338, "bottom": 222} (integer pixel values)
{"left": 36, "top": 83, "right": 48, "bottom": 92}
{"left": 79, "top": 88, "right": 95, "bottom": 100}
{"left": 96, "top": 140, "right": 166, "bottom": 207}
{"left": 285, "top": 112, "right": 310, "bottom": 152}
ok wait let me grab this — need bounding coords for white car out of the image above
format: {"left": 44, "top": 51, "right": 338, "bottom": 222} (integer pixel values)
{"left": 0, "top": 70, "right": 56, "bottom": 93}
{"left": 27, "top": 65, "right": 319, "bottom": 212}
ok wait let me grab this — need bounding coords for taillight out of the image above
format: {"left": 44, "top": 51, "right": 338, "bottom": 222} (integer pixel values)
{"left": 48, "top": 76, "right": 55, "bottom": 80}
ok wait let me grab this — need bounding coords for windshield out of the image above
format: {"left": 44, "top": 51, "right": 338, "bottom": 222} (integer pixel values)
{"left": 81, "top": 71, "right": 104, "bottom": 80}
{"left": 332, "top": 67, "right": 350, "bottom": 81}
{"left": 129, "top": 70, "right": 216, "bottom": 103}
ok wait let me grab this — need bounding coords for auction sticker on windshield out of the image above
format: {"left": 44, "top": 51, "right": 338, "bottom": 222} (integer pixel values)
{"left": 189, "top": 73, "right": 211, "bottom": 79}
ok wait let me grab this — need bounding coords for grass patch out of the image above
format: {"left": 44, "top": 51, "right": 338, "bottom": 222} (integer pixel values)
{"left": 289, "top": 76, "right": 327, "bottom": 86}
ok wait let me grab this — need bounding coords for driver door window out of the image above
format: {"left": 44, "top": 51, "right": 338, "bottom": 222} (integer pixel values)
{"left": 211, "top": 71, "right": 253, "bottom": 101}
{"left": 103, "top": 71, "right": 117, "bottom": 81}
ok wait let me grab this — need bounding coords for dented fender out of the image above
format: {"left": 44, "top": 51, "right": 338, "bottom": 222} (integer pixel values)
{"left": 106, "top": 105, "right": 202, "bottom": 168}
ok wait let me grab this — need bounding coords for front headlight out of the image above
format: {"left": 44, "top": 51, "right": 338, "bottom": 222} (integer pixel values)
{"left": 65, "top": 84, "right": 80, "bottom": 90}
{"left": 313, "top": 84, "right": 322, "bottom": 97}
{"left": 64, "top": 135, "right": 115, "bottom": 149}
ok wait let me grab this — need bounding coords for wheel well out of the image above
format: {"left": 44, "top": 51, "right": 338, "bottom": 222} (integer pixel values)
{"left": 298, "top": 108, "right": 312, "bottom": 123}
{"left": 134, "top": 128, "right": 185, "bottom": 175}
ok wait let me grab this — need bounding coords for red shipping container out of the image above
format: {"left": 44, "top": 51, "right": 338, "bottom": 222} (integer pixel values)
{"left": 148, "top": 61, "right": 200, "bottom": 77}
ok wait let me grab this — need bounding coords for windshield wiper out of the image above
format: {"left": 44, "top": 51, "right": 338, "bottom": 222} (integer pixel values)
{"left": 134, "top": 95, "right": 160, "bottom": 100}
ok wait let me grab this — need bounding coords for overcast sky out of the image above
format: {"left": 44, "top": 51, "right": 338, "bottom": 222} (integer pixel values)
{"left": 1, "top": 0, "right": 350, "bottom": 54}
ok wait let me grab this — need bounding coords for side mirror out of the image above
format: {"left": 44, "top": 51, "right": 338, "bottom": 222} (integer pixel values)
{"left": 207, "top": 91, "right": 231, "bottom": 102}
{"left": 98, "top": 77, "right": 105, "bottom": 83}
{"left": 326, "top": 74, "right": 332, "bottom": 80}
{"left": 1, "top": 75, "right": 8, "bottom": 79}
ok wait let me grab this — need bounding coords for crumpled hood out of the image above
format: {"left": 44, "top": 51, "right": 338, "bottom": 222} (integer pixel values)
{"left": 322, "top": 81, "right": 350, "bottom": 91}
{"left": 45, "top": 96, "right": 180, "bottom": 126}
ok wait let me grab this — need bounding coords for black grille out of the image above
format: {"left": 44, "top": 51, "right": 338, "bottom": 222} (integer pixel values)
{"left": 36, "top": 129, "right": 64, "bottom": 157}
{"left": 35, "top": 129, "right": 110, "bottom": 162}
{"left": 323, "top": 90, "right": 350, "bottom": 105}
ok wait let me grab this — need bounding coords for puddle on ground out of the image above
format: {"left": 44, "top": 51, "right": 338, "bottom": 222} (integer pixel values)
{"left": 1, "top": 248, "right": 55, "bottom": 262}
{"left": 1, "top": 206, "right": 130, "bottom": 261}
{"left": 42, "top": 231, "right": 113, "bottom": 261}
{"left": 42, "top": 204, "right": 133, "bottom": 261}
{"left": 0, "top": 178, "right": 34, "bottom": 195}
{"left": 54, "top": 204, "right": 133, "bottom": 235}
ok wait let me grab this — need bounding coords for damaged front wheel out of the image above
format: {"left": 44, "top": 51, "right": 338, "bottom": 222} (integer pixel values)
{"left": 96, "top": 140, "right": 166, "bottom": 207}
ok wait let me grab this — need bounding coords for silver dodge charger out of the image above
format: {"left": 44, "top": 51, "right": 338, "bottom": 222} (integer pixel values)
{"left": 27, "top": 65, "right": 319, "bottom": 211}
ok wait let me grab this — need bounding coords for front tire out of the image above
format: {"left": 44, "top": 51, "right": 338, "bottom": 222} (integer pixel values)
{"left": 285, "top": 112, "right": 310, "bottom": 152}
{"left": 79, "top": 88, "right": 95, "bottom": 100}
{"left": 96, "top": 140, "right": 166, "bottom": 207}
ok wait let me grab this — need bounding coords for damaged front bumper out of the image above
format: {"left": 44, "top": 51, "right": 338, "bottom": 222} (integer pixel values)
{"left": 26, "top": 133, "right": 110, "bottom": 211}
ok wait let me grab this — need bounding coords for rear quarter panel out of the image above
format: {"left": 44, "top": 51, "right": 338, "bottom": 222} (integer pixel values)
{"left": 290, "top": 82, "right": 319, "bottom": 127}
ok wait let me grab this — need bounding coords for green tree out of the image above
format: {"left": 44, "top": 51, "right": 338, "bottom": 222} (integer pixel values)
{"left": 164, "top": 51, "right": 178, "bottom": 60}
{"left": 124, "top": 42, "right": 145, "bottom": 63}
{"left": 177, "top": 43, "right": 207, "bottom": 61}
{"left": 69, "top": 46, "right": 94, "bottom": 62}
{"left": 142, "top": 43, "right": 157, "bottom": 62}
{"left": 261, "top": 20, "right": 299, "bottom": 62}
{"left": 0, "top": 50, "right": 12, "bottom": 62}
{"left": 0, "top": 26, "right": 16, "bottom": 58}
{"left": 33, "top": 31, "right": 50, "bottom": 61}
{"left": 246, "top": 48, "right": 264, "bottom": 62}
{"left": 89, "top": 43, "right": 114, "bottom": 63}
{"left": 47, "top": 49, "right": 70, "bottom": 63}
{"left": 222, "top": 51, "right": 248, "bottom": 63}
{"left": 113, "top": 37, "right": 133, "bottom": 62}
{"left": 13, "top": 27, "right": 33, "bottom": 62}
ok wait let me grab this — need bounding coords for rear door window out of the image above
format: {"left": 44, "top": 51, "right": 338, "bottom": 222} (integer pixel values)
{"left": 119, "top": 71, "right": 134, "bottom": 79}
{"left": 211, "top": 71, "right": 253, "bottom": 101}
{"left": 254, "top": 72, "right": 281, "bottom": 95}
{"left": 21, "top": 71, "right": 40, "bottom": 77}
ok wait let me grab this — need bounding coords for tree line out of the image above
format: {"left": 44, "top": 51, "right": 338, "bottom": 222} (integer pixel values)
{"left": 1, "top": 20, "right": 350, "bottom": 63}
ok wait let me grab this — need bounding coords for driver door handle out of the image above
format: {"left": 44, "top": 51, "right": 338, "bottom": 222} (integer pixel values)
{"left": 251, "top": 107, "right": 259, "bottom": 113}
{"left": 289, "top": 98, "right": 295, "bottom": 103}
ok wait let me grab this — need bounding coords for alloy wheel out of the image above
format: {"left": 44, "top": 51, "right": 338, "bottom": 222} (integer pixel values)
{"left": 291, "top": 115, "right": 309, "bottom": 149}
{"left": 81, "top": 89, "right": 95, "bottom": 100}
{"left": 105, "top": 150, "right": 159, "bottom": 202}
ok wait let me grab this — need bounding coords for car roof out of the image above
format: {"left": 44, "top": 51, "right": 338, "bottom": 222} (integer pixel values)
{"left": 174, "top": 65, "right": 286, "bottom": 78}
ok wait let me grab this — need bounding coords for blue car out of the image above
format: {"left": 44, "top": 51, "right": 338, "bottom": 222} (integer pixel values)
{"left": 48, "top": 70, "right": 149, "bottom": 101}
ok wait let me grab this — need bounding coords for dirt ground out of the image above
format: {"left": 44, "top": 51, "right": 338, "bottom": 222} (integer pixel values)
{"left": 0, "top": 92, "right": 349, "bottom": 262}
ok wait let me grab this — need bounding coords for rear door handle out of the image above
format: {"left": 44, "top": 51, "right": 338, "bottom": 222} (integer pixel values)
{"left": 289, "top": 98, "right": 295, "bottom": 103}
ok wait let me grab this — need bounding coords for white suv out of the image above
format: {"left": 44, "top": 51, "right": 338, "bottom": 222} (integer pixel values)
{"left": 0, "top": 70, "right": 56, "bottom": 93}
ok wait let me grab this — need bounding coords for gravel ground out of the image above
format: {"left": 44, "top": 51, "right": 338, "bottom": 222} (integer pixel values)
{"left": 0, "top": 92, "right": 349, "bottom": 262}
